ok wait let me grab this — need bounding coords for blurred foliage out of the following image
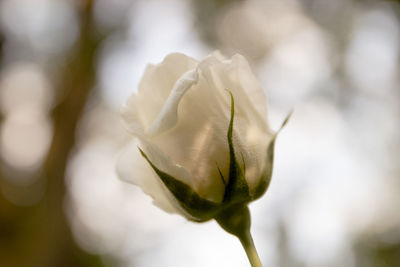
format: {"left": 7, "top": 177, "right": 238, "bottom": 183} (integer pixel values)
{"left": 0, "top": 2, "right": 105, "bottom": 267}
{"left": 354, "top": 229, "right": 400, "bottom": 267}
{"left": 191, "top": 0, "right": 242, "bottom": 46}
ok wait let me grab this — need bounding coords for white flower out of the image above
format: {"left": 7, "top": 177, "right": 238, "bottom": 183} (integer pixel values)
{"left": 117, "top": 52, "right": 280, "bottom": 221}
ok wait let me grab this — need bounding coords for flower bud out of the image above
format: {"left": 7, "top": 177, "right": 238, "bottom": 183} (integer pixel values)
{"left": 117, "top": 52, "right": 285, "bottom": 221}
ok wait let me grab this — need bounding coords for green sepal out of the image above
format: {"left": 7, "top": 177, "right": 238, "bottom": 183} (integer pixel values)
{"left": 139, "top": 148, "right": 221, "bottom": 222}
{"left": 251, "top": 136, "right": 275, "bottom": 200}
{"left": 252, "top": 111, "right": 292, "bottom": 200}
{"left": 222, "top": 92, "right": 250, "bottom": 204}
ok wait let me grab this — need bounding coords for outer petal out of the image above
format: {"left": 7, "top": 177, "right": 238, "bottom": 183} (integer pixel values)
{"left": 121, "top": 94, "right": 145, "bottom": 137}
{"left": 198, "top": 53, "right": 270, "bottom": 133}
{"left": 197, "top": 54, "right": 274, "bottom": 192}
{"left": 116, "top": 139, "right": 190, "bottom": 216}
{"left": 121, "top": 53, "right": 198, "bottom": 134}
{"left": 148, "top": 69, "right": 198, "bottom": 135}
{"left": 230, "top": 54, "right": 269, "bottom": 124}
{"left": 148, "top": 70, "right": 232, "bottom": 202}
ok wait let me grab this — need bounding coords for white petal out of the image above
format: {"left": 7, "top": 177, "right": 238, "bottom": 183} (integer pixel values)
{"left": 121, "top": 94, "right": 145, "bottom": 137}
{"left": 122, "top": 53, "right": 198, "bottom": 133}
{"left": 116, "top": 139, "right": 186, "bottom": 215}
{"left": 138, "top": 138, "right": 193, "bottom": 187}
{"left": 197, "top": 54, "right": 275, "bottom": 191}
{"left": 148, "top": 69, "right": 198, "bottom": 135}
{"left": 237, "top": 124, "right": 271, "bottom": 191}
{"left": 149, "top": 71, "right": 231, "bottom": 202}
{"left": 231, "top": 54, "right": 269, "bottom": 123}
{"left": 199, "top": 53, "right": 271, "bottom": 134}
{"left": 210, "top": 50, "right": 227, "bottom": 61}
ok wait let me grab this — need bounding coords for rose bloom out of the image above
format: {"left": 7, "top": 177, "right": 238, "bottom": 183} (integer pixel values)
{"left": 117, "top": 52, "right": 276, "bottom": 221}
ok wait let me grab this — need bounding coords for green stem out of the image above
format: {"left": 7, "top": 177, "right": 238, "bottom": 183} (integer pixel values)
{"left": 238, "top": 229, "right": 262, "bottom": 267}
{"left": 215, "top": 205, "right": 263, "bottom": 267}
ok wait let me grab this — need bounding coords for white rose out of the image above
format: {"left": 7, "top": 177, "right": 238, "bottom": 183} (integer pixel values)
{"left": 117, "top": 52, "right": 282, "bottom": 222}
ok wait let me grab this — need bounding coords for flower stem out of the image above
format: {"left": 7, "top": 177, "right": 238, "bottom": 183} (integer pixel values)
{"left": 215, "top": 205, "right": 263, "bottom": 267}
{"left": 237, "top": 229, "right": 262, "bottom": 267}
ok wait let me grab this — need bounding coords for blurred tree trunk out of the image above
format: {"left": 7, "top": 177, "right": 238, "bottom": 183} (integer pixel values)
{"left": 0, "top": 2, "right": 105, "bottom": 267}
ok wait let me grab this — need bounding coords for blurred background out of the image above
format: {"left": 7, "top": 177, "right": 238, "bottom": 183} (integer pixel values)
{"left": 0, "top": 0, "right": 399, "bottom": 266}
